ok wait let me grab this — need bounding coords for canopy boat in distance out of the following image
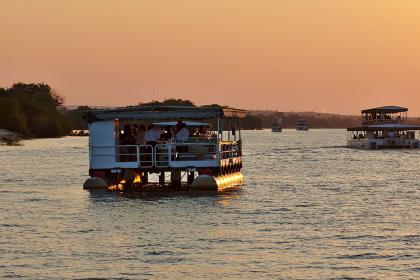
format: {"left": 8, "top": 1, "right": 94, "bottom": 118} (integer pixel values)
{"left": 272, "top": 118, "right": 283, "bottom": 132}
{"left": 347, "top": 106, "right": 420, "bottom": 149}
{"left": 296, "top": 119, "right": 309, "bottom": 131}
{"left": 83, "top": 105, "right": 246, "bottom": 191}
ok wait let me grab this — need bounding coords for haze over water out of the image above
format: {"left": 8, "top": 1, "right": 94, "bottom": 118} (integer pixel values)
{"left": 1, "top": 130, "right": 419, "bottom": 279}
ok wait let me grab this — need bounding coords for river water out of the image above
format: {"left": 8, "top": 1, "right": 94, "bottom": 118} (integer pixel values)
{"left": 0, "top": 129, "right": 419, "bottom": 279}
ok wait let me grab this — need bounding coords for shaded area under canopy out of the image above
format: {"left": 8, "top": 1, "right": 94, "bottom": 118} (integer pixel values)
{"left": 347, "top": 124, "right": 420, "bottom": 131}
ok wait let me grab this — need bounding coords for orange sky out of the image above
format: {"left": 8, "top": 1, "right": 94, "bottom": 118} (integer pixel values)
{"left": 1, "top": 0, "right": 420, "bottom": 115}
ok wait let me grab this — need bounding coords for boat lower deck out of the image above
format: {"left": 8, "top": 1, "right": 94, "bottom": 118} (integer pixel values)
{"left": 84, "top": 172, "right": 244, "bottom": 192}
{"left": 347, "top": 138, "right": 420, "bottom": 149}
{"left": 105, "top": 182, "right": 243, "bottom": 193}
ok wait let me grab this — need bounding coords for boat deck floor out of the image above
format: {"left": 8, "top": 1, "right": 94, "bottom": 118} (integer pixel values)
{"left": 99, "top": 182, "right": 242, "bottom": 193}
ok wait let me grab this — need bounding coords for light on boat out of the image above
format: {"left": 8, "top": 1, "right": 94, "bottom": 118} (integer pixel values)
{"left": 133, "top": 175, "right": 141, "bottom": 184}
{"left": 108, "top": 179, "right": 126, "bottom": 191}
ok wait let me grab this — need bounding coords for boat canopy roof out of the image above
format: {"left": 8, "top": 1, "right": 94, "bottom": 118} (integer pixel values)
{"left": 85, "top": 106, "right": 246, "bottom": 123}
{"left": 153, "top": 121, "right": 210, "bottom": 127}
{"left": 361, "top": 106, "right": 408, "bottom": 114}
{"left": 347, "top": 124, "right": 420, "bottom": 131}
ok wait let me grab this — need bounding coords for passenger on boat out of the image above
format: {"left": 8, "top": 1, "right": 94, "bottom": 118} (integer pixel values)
{"left": 175, "top": 122, "right": 189, "bottom": 141}
{"left": 160, "top": 126, "right": 173, "bottom": 142}
{"left": 122, "top": 124, "right": 136, "bottom": 145}
{"left": 198, "top": 126, "right": 206, "bottom": 136}
{"left": 145, "top": 125, "right": 159, "bottom": 146}
{"left": 119, "top": 125, "right": 136, "bottom": 161}
{"left": 174, "top": 122, "right": 189, "bottom": 157}
{"left": 175, "top": 120, "right": 183, "bottom": 134}
{"left": 189, "top": 127, "right": 197, "bottom": 137}
{"left": 134, "top": 125, "right": 146, "bottom": 145}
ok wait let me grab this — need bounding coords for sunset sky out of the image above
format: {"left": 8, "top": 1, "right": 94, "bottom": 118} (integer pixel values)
{"left": 1, "top": 0, "right": 420, "bottom": 115}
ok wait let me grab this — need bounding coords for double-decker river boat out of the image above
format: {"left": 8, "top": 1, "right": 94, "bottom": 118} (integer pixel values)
{"left": 272, "top": 118, "right": 283, "bottom": 132}
{"left": 347, "top": 106, "right": 420, "bottom": 149}
{"left": 296, "top": 119, "right": 309, "bottom": 131}
{"left": 83, "top": 106, "right": 246, "bottom": 191}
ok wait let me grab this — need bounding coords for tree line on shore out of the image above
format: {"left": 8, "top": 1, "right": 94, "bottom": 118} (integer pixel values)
{"left": 4, "top": 82, "right": 417, "bottom": 138}
{"left": 0, "top": 83, "right": 71, "bottom": 138}
{"left": 0, "top": 83, "right": 91, "bottom": 138}
{"left": 0, "top": 84, "right": 266, "bottom": 138}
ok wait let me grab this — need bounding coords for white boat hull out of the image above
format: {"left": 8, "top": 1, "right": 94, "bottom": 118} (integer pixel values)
{"left": 347, "top": 138, "right": 420, "bottom": 149}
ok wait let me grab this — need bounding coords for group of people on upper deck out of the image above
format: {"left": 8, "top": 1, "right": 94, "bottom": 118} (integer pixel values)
{"left": 363, "top": 113, "right": 401, "bottom": 121}
{"left": 353, "top": 131, "right": 415, "bottom": 140}
{"left": 119, "top": 120, "right": 210, "bottom": 146}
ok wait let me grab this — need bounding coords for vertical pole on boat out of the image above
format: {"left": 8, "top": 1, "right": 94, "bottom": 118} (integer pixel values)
{"left": 217, "top": 115, "right": 222, "bottom": 176}
{"left": 187, "top": 171, "right": 195, "bottom": 186}
{"left": 238, "top": 118, "right": 241, "bottom": 140}
{"left": 237, "top": 116, "right": 241, "bottom": 156}
{"left": 217, "top": 117, "right": 223, "bottom": 141}
{"left": 228, "top": 117, "right": 231, "bottom": 141}
{"left": 136, "top": 145, "right": 140, "bottom": 166}
{"left": 233, "top": 116, "right": 236, "bottom": 141}
{"left": 142, "top": 172, "right": 149, "bottom": 184}
{"left": 171, "top": 170, "right": 181, "bottom": 188}
{"left": 159, "top": 172, "right": 165, "bottom": 186}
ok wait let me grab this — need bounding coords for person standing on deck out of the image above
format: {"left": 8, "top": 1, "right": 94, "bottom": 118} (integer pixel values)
{"left": 135, "top": 125, "right": 146, "bottom": 145}
{"left": 175, "top": 123, "right": 189, "bottom": 142}
{"left": 145, "top": 125, "right": 159, "bottom": 146}
{"left": 174, "top": 122, "right": 189, "bottom": 157}
{"left": 160, "top": 126, "right": 173, "bottom": 142}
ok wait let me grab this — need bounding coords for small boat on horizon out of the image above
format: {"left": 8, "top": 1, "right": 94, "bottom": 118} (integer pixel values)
{"left": 296, "top": 119, "right": 309, "bottom": 131}
{"left": 272, "top": 118, "right": 282, "bottom": 132}
{"left": 347, "top": 106, "right": 420, "bottom": 149}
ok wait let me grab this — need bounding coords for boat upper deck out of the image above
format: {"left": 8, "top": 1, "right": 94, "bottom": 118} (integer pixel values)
{"left": 347, "top": 123, "right": 420, "bottom": 132}
{"left": 361, "top": 106, "right": 408, "bottom": 126}
{"left": 86, "top": 106, "right": 246, "bottom": 171}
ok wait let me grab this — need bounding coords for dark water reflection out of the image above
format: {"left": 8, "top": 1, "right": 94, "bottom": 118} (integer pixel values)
{"left": 0, "top": 130, "right": 419, "bottom": 279}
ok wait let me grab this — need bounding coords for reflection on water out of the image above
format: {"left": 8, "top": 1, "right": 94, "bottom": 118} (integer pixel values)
{"left": 0, "top": 130, "right": 419, "bottom": 279}
{"left": 87, "top": 188, "right": 242, "bottom": 207}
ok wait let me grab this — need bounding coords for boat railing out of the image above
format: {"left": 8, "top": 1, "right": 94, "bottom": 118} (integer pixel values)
{"left": 155, "top": 144, "right": 171, "bottom": 167}
{"left": 170, "top": 142, "right": 218, "bottom": 161}
{"left": 115, "top": 145, "right": 138, "bottom": 163}
{"left": 90, "top": 144, "right": 139, "bottom": 162}
{"left": 220, "top": 143, "right": 239, "bottom": 159}
{"left": 90, "top": 142, "right": 239, "bottom": 169}
{"left": 138, "top": 145, "right": 154, "bottom": 167}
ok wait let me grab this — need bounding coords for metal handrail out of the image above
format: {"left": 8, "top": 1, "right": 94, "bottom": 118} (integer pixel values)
{"left": 90, "top": 141, "right": 240, "bottom": 168}
{"left": 138, "top": 144, "right": 154, "bottom": 167}
{"left": 171, "top": 142, "right": 218, "bottom": 162}
{"left": 155, "top": 144, "right": 171, "bottom": 167}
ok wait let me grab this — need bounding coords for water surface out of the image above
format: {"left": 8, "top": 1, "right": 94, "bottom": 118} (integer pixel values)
{"left": 1, "top": 129, "right": 419, "bottom": 279}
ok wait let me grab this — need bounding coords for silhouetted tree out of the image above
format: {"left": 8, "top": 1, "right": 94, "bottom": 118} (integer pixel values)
{"left": 0, "top": 83, "right": 70, "bottom": 137}
{"left": 139, "top": 98, "right": 195, "bottom": 107}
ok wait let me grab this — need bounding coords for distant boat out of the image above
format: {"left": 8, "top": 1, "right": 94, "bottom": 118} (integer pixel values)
{"left": 347, "top": 106, "right": 420, "bottom": 149}
{"left": 272, "top": 118, "right": 282, "bottom": 132}
{"left": 296, "top": 119, "right": 309, "bottom": 131}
